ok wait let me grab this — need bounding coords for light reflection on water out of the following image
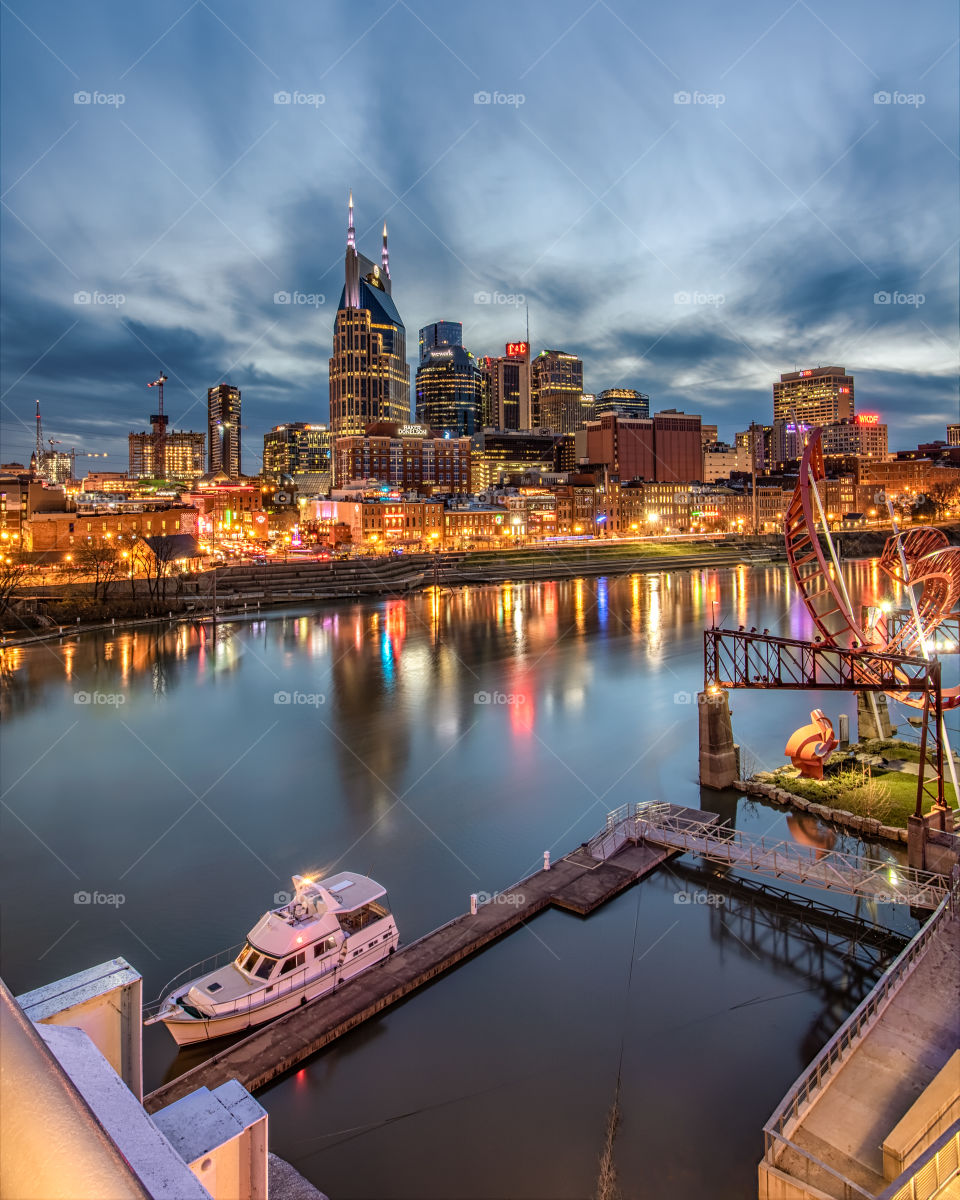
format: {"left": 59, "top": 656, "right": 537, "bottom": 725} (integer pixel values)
{"left": 0, "top": 560, "right": 952, "bottom": 1199}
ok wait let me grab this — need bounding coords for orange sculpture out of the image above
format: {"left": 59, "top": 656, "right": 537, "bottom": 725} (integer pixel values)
{"left": 785, "top": 709, "right": 838, "bottom": 780}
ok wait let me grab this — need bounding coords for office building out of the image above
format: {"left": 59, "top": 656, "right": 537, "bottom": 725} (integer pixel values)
{"left": 947, "top": 424, "right": 960, "bottom": 447}
{"left": 773, "top": 367, "right": 854, "bottom": 425}
{"left": 821, "top": 415, "right": 888, "bottom": 460}
{"left": 415, "top": 337, "right": 483, "bottom": 437}
{"left": 579, "top": 410, "right": 702, "bottom": 482}
{"left": 262, "top": 423, "right": 331, "bottom": 475}
{"left": 594, "top": 388, "right": 650, "bottom": 420}
{"left": 471, "top": 428, "right": 558, "bottom": 489}
{"left": 333, "top": 421, "right": 472, "bottom": 494}
{"left": 531, "top": 350, "right": 584, "bottom": 434}
{"left": 207, "top": 383, "right": 242, "bottom": 477}
{"left": 329, "top": 194, "right": 410, "bottom": 437}
{"left": 419, "top": 321, "right": 462, "bottom": 361}
{"left": 480, "top": 342, "right": 532, "bottom": 430}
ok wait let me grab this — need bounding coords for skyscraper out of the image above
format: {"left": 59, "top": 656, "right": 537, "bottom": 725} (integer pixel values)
{"left": 773, "top": 367, "right": 854, "bottom": 426}
{"left": 531, "top": 350, "right": 584, "bottom": 434}
{"left": 207, "top": 383, "right": 242, "bottom": 476}
{"left": 419, "top": 321, "right": 462, "bottom": 361}
{"left": 595, "top": 388, "right": 650, "bottom": 420}
{"left": 480, "top": 342, "right": 532, "bottom": 430}
{"left": 415, "top": 327, "right": 483, "bottom": 437}
{"left": 263, "top": 423, "right": 331, "bottom": 475}
{"left": 329, "top": 194, "right": 410, "bottom": 439}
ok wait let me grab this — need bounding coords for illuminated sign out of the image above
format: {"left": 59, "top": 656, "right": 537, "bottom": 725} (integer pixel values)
{"left": 857, "top": 413, "right": 880, "bottom": 425}
{"left": 506, "top": 342, "right": 529, "bottom": 358}
{"left": 399, "top": 424, "right": 429, "bottom": 437}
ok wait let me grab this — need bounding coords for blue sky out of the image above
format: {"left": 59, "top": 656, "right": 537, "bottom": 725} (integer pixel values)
{"left": 1, "top": 0, "right": 957, "bottom": 471}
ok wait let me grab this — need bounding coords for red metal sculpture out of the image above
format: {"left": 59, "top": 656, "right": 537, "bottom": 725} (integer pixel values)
{"left": 784, "top": 709, "right": 838, "bottom": 779}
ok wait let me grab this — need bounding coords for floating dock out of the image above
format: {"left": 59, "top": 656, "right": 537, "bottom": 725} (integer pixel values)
{"left": 144, "top": 804, "right": 712, "bottom": 1112}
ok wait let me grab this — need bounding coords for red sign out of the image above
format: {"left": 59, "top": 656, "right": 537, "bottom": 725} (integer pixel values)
{"left": 506, "top": 342, "right": 529, "bottom": 358}
{"left": 857, "top": 413, "right": 880, "bottom": 425}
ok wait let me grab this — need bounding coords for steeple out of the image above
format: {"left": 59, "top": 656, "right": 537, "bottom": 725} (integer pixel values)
{"left": 344, "top": 189, "right": 360, "bottom": 308}
{"left": 381, "top": 221, "right": 390, "bottom": 278}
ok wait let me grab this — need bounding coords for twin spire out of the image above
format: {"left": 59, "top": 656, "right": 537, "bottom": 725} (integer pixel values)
{"left": 345, "top": 191, "right": 390, "bottom": 280}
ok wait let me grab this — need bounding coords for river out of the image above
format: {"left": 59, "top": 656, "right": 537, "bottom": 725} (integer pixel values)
{"left": 1, "top": 560, "right": 947, "bottom": 1199}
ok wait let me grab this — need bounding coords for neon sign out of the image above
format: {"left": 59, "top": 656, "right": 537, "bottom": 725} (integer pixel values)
{"left": 506, "top": 342, "right": 529, "bottom": 358}
{"left": 857, "top": 413, "right": 880, "bottom": 425}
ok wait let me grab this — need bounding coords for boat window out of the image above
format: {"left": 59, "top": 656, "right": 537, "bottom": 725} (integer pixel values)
{"left": 313, "top": 936, "right": 338, "bottom": 958}
{"left": 279, "top": 951, "right": 305, "bottom": 976}
{"left": 237, "top": 944, "right": 259, "bottom": 972}
{"left": 207, "top": 982, "right": 222, "bottom": 993}
{"left": 254, "top": 955, "right": 278, "bottom": 980}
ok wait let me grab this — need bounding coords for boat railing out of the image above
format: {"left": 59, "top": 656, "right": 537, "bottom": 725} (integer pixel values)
{"left": 144, "top": 943, "right": 246, "bottom": 1018}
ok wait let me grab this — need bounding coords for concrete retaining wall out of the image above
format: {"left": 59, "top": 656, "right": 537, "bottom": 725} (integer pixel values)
{"left": 738, "top": 777, "right": 909, "bottom": 845}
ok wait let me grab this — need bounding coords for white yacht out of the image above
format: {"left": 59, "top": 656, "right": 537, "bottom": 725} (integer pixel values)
{"left": 145, "top": 871, "right": 399, "bottom": 1046}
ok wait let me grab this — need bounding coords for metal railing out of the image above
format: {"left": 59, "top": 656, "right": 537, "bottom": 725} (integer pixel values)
{"left": 762, "top": 867, "right": 960, "bottom": 1188}
{"left": 144, "top": 943, "right": 245, "bottom": 1018}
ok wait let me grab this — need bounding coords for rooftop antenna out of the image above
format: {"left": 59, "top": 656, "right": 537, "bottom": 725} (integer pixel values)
{"left": 525, "top": 304, "right": 530, "bottom": 346}
{"left": 34, "top": 399, "right": 44, "bottom": 476}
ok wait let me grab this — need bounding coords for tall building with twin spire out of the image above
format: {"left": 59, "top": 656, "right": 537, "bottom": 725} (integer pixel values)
{"left": 329, "top": 193, "right": 410, "bottom": 440}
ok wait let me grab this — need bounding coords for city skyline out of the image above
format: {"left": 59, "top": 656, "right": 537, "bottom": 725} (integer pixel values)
{"left": 1, "top": 1, "right": 957, "bottom": 468}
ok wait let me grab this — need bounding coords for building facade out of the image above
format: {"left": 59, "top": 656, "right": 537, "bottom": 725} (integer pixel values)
{"left": 129, "top": 427, "right": 205, "bottom": 480}
{"left": 531, "top": 350, "right": 584, "bottom": 434}
{"left": 773, "top": 367, "right": 854, "bottom": 426}
{"left": 471, "top": 429, "right": 558, "bottom": 489}
{"left": 419, "top": 320, "right": 462, "bottom": 360}
{"left": 579, "top": 410, "right": 702, "bottom": 482}
{"left": 262, "top": 423, "right": 331, "bottom": 475}
{"left": 207, "top": 384, "right": 242, "bottom": 476}
{"left": 329, "top": 195, "right": 410, "bottom": 436}
{"left": 821, "top": 415, "right": 888, "bottom": 460}
{"left": 334, "top": 422, "right": 472, "bottom": 493}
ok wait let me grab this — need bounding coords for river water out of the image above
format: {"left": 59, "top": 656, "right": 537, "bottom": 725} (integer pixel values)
{"left": 0, "top": 560, "right": 947, "bottom": 1199}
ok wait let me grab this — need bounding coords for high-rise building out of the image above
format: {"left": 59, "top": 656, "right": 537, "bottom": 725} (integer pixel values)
{"left": 419, "top": 321, "right": 462, "bottom": 361}
{"left": 207, "top": 383, "right": 242, "bottom": 476}
{"left": 531, "top": 351, "right": 584, "bottom": 434}
{"left": 947, "top": 424, "right": 960, "bottom": 447}
{"left": 262, "top": 423, "right": 331, "bottom": 475}
{"left": 480, "top": 342, "right": 532, "bottom": 430}
{"left": 329, "top": 194, "right": 410, "bottom": 440}
{"left": 773, "top": 367, "right": 854, "bottom": 426}
{"left": 595, "top": 388, "right": 650, "bottom": 420}
{"left": 470, "top": 429, "right": 558, "bottom": 489}
{"left": 821, "top": 414, "right": 888, "bottom": 460}
{"left": 415, "top": 341, "right": 483, "bottom": 437}
{"left": 129, "top": 428, "right": 205, "bottom": 480}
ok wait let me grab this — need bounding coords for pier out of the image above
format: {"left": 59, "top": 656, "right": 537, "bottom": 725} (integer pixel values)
{"left": 144, "top": 804, "right": 706, "bottom": 1112}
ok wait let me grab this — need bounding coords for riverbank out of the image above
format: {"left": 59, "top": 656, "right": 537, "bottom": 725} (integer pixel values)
{"left": 1, "top": 537, "right": 775, "bottom": 644}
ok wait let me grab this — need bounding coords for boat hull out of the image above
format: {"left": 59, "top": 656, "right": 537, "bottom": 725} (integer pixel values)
{"left": 158, "top": 933, "right": 398, "bottom": 1046}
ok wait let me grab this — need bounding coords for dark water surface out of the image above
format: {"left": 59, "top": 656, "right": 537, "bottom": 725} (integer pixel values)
{"left": 1, "top": 561, "right": 946, "bottom": 1199}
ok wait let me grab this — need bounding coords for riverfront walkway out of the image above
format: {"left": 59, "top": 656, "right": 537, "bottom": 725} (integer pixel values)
{"left": 760, "top": 882, "right": 960, "bottom": 1199}
{"left": 143, "top": 813, "right": 697, "bottom": 1113}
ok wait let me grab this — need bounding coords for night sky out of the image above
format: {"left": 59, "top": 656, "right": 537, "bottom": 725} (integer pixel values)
{"left": 1, "top": 0, "right": 957, "bottom": 471}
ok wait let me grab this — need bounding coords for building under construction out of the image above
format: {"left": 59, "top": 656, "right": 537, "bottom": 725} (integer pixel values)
{"left": 128, "top": 425, "right": 205, "bottom": 479}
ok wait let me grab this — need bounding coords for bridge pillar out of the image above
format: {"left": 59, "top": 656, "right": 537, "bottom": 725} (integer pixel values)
{"left": 857, "top": 691, "right": 895, "bottom": 741}
{"left": 698, "top": 689, "right": 738, "bottom": 790}
{"left": 908, "top": 807, "right": 956, "bottom": 874}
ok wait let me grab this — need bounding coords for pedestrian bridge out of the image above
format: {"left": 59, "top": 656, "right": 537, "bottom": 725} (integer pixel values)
{"left": 588, "top": 802, "right": 948, "bottom": 909}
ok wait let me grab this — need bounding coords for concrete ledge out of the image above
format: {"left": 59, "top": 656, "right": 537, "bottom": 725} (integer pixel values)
{"left": 882, "top": 1049, "right": 960, "bottom": 1180}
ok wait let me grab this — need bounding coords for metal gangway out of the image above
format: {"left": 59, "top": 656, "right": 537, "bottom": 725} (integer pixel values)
{"left": 588, "top": 802, "right": 948, "bottom": 909}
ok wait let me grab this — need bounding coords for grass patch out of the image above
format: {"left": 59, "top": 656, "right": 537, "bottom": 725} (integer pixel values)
{"left": 461, "top": 539, "right": 727, "bottom": 566}
{"left": 768, "top": 764, "right": 955, "bottom": 829}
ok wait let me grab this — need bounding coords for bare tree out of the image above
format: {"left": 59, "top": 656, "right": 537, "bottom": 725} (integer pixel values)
{"left": 69, "top": 538, "right": 121, "bottom": 602}
{"left": 0, "top": 550, "right": 30, "bottom": 618}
